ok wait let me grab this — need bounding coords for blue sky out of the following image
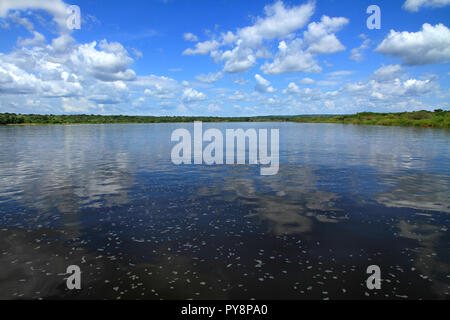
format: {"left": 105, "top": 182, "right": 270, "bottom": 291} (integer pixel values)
{"left": 0, "top": 0, "right": 449, "bottom": 116}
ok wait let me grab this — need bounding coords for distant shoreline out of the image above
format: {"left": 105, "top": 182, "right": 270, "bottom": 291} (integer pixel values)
{"left": 1, "top": 110, "right": 449, "bottom": 128}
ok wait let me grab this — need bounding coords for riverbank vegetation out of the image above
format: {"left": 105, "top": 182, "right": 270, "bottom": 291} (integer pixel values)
{"left": 0, "top": 110, "right": 448, "bottom": 128}
{"left": 293, "top": 109, "right": 449, "bottom": 128}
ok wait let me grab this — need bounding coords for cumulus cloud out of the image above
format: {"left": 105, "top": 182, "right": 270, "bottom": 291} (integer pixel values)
{"left": 0, "top": 2, "right": 146, "bottom": 110}
{"left": 221, "top": 46, "right": 256, "bottom": 73}
{"left": 195, "top": 72, "right": 223, "bottom": 83}
{"left": 144, "top": 85, "right": 174, "bottom": 100}
{"left": 254, "top": 74, "right": 276, "bottom": 93}
{"left": 0, "top": 54, "right": 85, "bottom": 98}
{"left": 303, "top": 15, "right": 349, "bottom": 54}
{"left": 17, "top": 31, "right": 46, "bottom": 47}
{"left": 183, "top": 32, "right": 198, "bottom": 42}
{"left": 207, "top": 103, "right": 221, "bottom": 112}
{"left": 137, "top": 75, "right": 179, "bottom": 99}
{"left": 376, "top": 23, "right": 450, "bottom": 65}
{"left": 0, "top": 4, "right": 190, "bottom": 114}
{"left": 403, "top": 0, "right": 450, "bottom": 12}
{"left": 343, "top": 77, "right": 436, "bottom": 100}
{"left": 260, "top": 15, "right": 348, "bottom": 75}
{"left": 88, "top": 94, "right": 124, "bottom": 105}
{"left": 182, "top": 40, "right": 220, "bottom": 55}
{"left": 327, "top": 70, "right": 354, "bottom": 77}
{"left": 283, "top": 82, "right": 301, "bottom": 94}
{"left": 261, "top": 39, "right": 321, "bottom": 74}
{"left": 299, "top": 77, "right": 315, "bottom": 84}
{"left": 235, "top": 0, "right": 314, "bottom": 47}
{"left": 1, "top": 0, "right": 447, "bottom": 115}
{"left": 233, "top": 78, "right": 250, "bottom": 85}
{"left": 0, "top": 0, "right": 74, "bottom": 33}
{"left": 282, "top": 85, "right": 327, "bottom": 102}
{"left": 71, "top": 40, "right": 136, "bottom": 81}
{"left": 181, "top": 2, "right": 348, "bottom": 76}
{"left": 181, "top": 88, "right": 207, "bottom": 103}
{"left": 228, "top": 90, "right": 247, "bottom": 101}
{"left": 0, "top": 61, "right": 41, "bottom": 94}
{"left": 131, "top": 48, "right": 143, "bottom": 59}
{"left": 52, "top": 34, "right": 75, "bottom": 52}
{"left": 350, "top": 38, "right": 371, "bottom": 62}
{"left": 4, "top": 11, "right": 34, "bottom": 31}
{"left": 279, "top": 63, "right": 440, "bottom": 113}
{"left": 373, "top": 64, "right": 403, "bottom": 81}
{"left": 182, "top": 1, "right": 316, "bottom": 74}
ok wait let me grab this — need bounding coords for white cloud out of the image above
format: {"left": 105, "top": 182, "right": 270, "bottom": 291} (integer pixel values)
{"left": 343, "top": 77, "right": 436, "bottom": 100}
{"left": 403, "top": 0, "right": 450, "bottom": 12}
{"left": 0, "top": 61, "right": 41, "bottom": 94}
{"left": 88, "top": 94, "right": 124, "bottom": 105}
{"left": 207, "top": 103, "right": 221, "bottom": 112}
{"left": 52, "top": 34, "right": 75, "bottom": 52}
{"left": 228, "top": 90, "right": 247, "bottom": 101}
{"left": 0, "top": 0, "right": 74, "bottom": 33}
{"left": 307, "top": 34, "right": 345, "bottom": 54}
{"left": 1, "top": 0, "right": 447, "bottom": 116}
{"left": 5, "top": 11, "right": 34, "bottom": 31}
{"left": 283, "top": 86, "right": 324, "bottom": 101}
{"left": 299, "top": 77, "right": 315, "bottom": 84}
{"left": 181, "top": 2, "right": 348, "bottom": 76}
{"left": 137, "top": 75, "right": 179, "bottom": 99}
{"left": 233, "top": 78, "right": 250, "bottom": 85}
{"left": 17, "top": 31, "right": 46, "bottom": 47}
{"left": 254, "top": 74, "right": 276, "bottom": 93}
{"left": 195, "top": 72, "right": 223, "bottom": 83}
{"left": 61, "top": 97, "right": 96, "bottom": 113}
{"left": 182, "top": 40, "right": 220, "bottom": 55}
{"left": 131, "top": 48, "right": 143, "bottom": 59}
{"left": 42, "top": 80, "right": 83, "bottom": 98}
{"left": 183, "top": 32, "right": 199, "bottom": 42}
{"left": 327, "top": 70, "right": 354, "bottom": 77}
{"left": 350, "top": 38, "right": 371, "bottom": 62}
{"left": 376, "top": 23, "right": 450, "bottom": 65}
{"left": 221, "top": 45, "right": 256, "bottom": 73}
{"left": 403, "top": 78, "right": 434, "bottom": 95}
{"left": 279, "top": 66, "right": 440, "bottom": 113}
{"left": 0, "top": 1, "right": 203, "bottom": 115}
{"left": 303, "top": 16, "right": 349, "bottom": 54}
{"left": 182, "top": 1, "right": 315, "bottom": 74}
{"left": 373, "top": 64, "right": 403, "bottom": 81}
{"left": 283, "top": 82, "right": 301, "bottom": 94}
{"left": 261, "top": 39, "right": 321, "bottom": 75}
{"left": 176, "top": 103, "right": 189, "bottom": 113}
{"left": 0, "top": 53, "right": 85, "bottom": 98}
{"left": 181, "top": 88, "right": 207, "bottom": 103}
{"left": 317, "top": 80, "right": 338, "bottom": 87}
{"left": 0, "top": 12, "right": 185, "bottom": 112}
{"left": 144, "top": 86, "right": 172, "bottom": 99}
{"left": 71, "top": 40, "right": 136, "bottom": 81}
{"left": 259, "top": 15, "right": 348, "bottom": 75}
{"left": 236, "top": 0, "right": 314, "bottom": 47}
{"left": 221, "top": 31, "right": 237, "bottom": 45}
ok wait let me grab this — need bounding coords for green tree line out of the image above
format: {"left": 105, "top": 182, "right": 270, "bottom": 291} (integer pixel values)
{"left": 0, "top": 110, "right": 448, "bottom": 128}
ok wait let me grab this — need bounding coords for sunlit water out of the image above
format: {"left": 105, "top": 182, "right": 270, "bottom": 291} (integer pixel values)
{"left": 0, "top": 123, "right": 448, "bottom": 300}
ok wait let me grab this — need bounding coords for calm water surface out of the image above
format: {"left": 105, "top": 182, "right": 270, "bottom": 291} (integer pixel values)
{"left": 0, "top": 123, "right": 448, "bottom": 299}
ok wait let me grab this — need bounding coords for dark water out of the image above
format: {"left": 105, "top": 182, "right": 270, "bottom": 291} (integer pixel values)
{"left": 0, "top": 123, "right": 448, "bottom": 300}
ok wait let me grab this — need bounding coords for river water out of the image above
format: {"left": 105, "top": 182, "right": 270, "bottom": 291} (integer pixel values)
{"left": 0, "top": 123, "right": 448, "bottom": 299}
